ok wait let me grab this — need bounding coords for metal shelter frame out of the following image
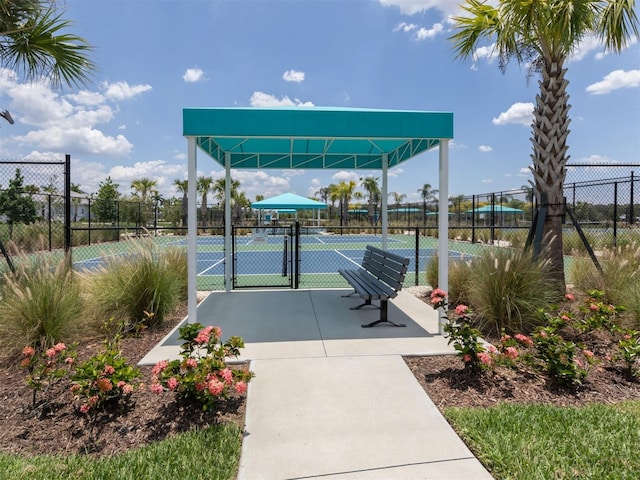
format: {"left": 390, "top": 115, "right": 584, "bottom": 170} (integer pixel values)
{"left": 183, "top": 107, "right": 454, "bottom": 333}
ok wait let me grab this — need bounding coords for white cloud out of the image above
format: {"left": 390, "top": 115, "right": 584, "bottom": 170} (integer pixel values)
{"left": 388, "top": 167, "right": 404, "bottom": 178}
{"left": 331, "top": 171, "right": 359, "bottom": 182}
{"left": 214, "top": 170, "right": 290, "bottom": 200}
{"left": 473, "top": 44, "right": 498, "bottom": 64}
{"left": 15, "top": 127, "right": 132, "bottom": 155}
{"left": 569, "top": 35, "right": 602, "bottom": 62}
{"left": 378, "top": 0, "right": 463, "bottom": 17}
{"left": 575, "top": 154, "right": 619, "bottom": 164}
{"left": 283, "top": 70, "right": 305, "bottom": 83}
{"left": 519, "top": 167, "right": 531, "bottom": 174}
{"left": 249, "top": 91, "right": 314, "bottom": 107}
{"left": 393, "top": 22, "right": 417, "bottom": 33}
{"left": 66, "top": 90, "right": 106, "bottom": 106}
{"left": 481, "top": 178, "right": 493, "bottom": 183}
{"left": 478, "top": 145, "right": 493, "bottom": 152}
{"left": 492, "top": 102, "right": 534, "bottom": 126}
{"left": 586, "top": 69, "right": 640, "bottom": 95}
{"left": 183, "top": 68, "right": 204, "bottom": 83}
{"left": 415, "top": 23, "right": 443, "bottom": 40}
{"left": 103, "top": 81, "right": 152, "bottom": 101}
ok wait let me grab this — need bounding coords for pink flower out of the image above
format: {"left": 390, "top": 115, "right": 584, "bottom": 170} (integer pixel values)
{"left": 185, "top": 358, "right": 198, "bottom": 369}
{"left": 623, "top": 334, "right": 632, "bottom": 340}
{"left": 561, "top": 315, "right": 571, "bottom": 322}
{"left": 65, "top": 357, "right": 74, "bottom": 365}
{"left": 45, "top": 347, "right": 57, "bottom": 357}
{"left": 150, "top": 383, "right": 164, "bottom": 394}
{"left": 234, "top": 381, "right": 247, "bottom": 395}
{"left": 79, "top": 404, "right": 91, "bottom": 414}
{"left": 103, "top": 365, "right": 115, "bottom": 375}
{"left": 88, "top": 395, "right": 99, "bottom": 406}
{"left": 583, "top": 349, "right": 594, "bottom": 359}
{"left": 488, "top": 345, "right": 498, "bottom": 354}
{"left": 207, "top": 379, "right": 225, "bottom": 396}
{"left": 431, "top": 296, "right": 444, "bottom": 305}
{"left": 220, "top": 368, "right": 233, "bottom": 384}
{"left": 167, "top": 377, "right": 179, "bottom": 391}
{"left": 121, "top": 383, "right": 133, "bottom": 395}
{"left": 454, "top": 305, "right": 469, "bottom": 316}
{"left": 151, "top": 360, "right": 169, "bottom": 375}
{"left": 213, "top": 327, "right": 222, "bottom": 339}
{"left": 195, "top": 326, "right": 214, "bottom": 344}
{"left": 574, "top": 358, "right": 583, "bottom": 367}
{"left": 195, "top": 382, "right": 206, "bottom": 392}
{"left": 589, "top": 303, "right": 599, "bottom": 311}
{"left": 97, "top": 378, "right": 112, "bottom": 392}
{"left": 431, "top": 288, "right": 447, "bottom": 299}
{"left": 504, "top": 347, "right": 518, "bottom": 360}
{"left": 463, "top": 354, "right": 472, "bottom": 362}
{"left": 70, "top": 384, "right": 81, "bottom": 393}
{"left": 53, "top": 342, "right": 66, "bottom": 353}
{"left": 565, "top": 293, "right": 575, "bottom": 302}
{"left": 22, "top": 346, "right": 35, "bottom": 357}
{"left": 500, "top": 334, "right": 512, "bottom": 343}
{"left": 514, "top": 334, "right": 533, "bottom": 347}
{"left": 539, "top": 331, "right": 548, "bottom": 338}
{"left": 478, "top": 352, "right": 492, "bottom": 365}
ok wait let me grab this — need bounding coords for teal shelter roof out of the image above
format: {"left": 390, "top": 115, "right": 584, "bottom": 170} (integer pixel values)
{"left": 183, "top": 107, "right": 453, "bottom": 170}
{"left": 252, "top": 193, "right": 327, "bottom": 210}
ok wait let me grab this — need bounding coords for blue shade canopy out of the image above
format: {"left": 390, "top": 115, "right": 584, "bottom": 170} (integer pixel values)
{"left": 252, "top": 192, "right": 327, "bottom": 210}
{"left": 467, "top": 205, "right": 524, "bottom": 214}
{"left": 183, "top": 107, "right": 454, "bottom": 169}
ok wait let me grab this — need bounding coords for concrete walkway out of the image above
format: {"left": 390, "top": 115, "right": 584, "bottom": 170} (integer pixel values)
{"left": 140, "top": 289, "right": 493, "bottom": 479}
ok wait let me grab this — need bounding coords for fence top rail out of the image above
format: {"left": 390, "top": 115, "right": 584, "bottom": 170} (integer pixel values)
{"left": 0, "top": 160, "right": 65, "bottom": 165}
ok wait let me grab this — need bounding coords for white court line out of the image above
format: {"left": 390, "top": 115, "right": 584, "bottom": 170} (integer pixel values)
{"left": 313, "top": 236, "right": 326, "bottom": 244}
{"left": 333, "top": 249, "right": 361, "bottom": 268}
{"left": 198, "top": 258, "right": 224, "bottom": 275}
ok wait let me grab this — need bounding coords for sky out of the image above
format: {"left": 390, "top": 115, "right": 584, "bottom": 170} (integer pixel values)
{"left": 0, "top": 0, "right": 638, "bottom": 205}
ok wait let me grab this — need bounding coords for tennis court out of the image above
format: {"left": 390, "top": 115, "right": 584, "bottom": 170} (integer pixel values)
{"left": 69, "top": 230, "right": 479, "bottom": 290}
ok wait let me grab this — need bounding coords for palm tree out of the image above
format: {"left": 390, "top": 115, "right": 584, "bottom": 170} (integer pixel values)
{"left": 0, "top": 2, "right": 96, "bottom": 88}
{"left": 450, "top": 0, "right": 638, "bottom": 290}
{"left": 417, "top": 183, "right": 438, "bottom": 225}
{"left": 173, "top": 179, "right": 188, "bottom": 227}
{"left": 334, "top": 180, "right": 357, "bottom": 226}
{"left": 360, "top": 176, "right": 380, "bottom": 225}
{"left": 130, "top": 177, "right": 157, "bottom": 203}
{"left": 197, "top": 176, "right": 214, "bottom": 227}
{"left": 390, "top": 191, "right": 407, "bottom": 223}
{"left": 212, "top": 177, "right": 241, "bottom": 225}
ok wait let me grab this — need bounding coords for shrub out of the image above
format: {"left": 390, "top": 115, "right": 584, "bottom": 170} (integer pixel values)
{"left": 570, "top": 242, "right": 640, "bottom": 328}
{"left": 21, "top": 342, "right": 76, "bottom": 407}
{"left": 425, "top": 254, "right": 472, "bottom": 306}
{"left": 0, "top": 251, "right": 84, "bottom": 353}
{"left": 151, "top": 322, "right": 253, "bottom": 411}
{"left": 466, "top": 248, "right": 557, "bottom": 337}
{"left": 84, "top": 238, "right": 187, "bottom": 329}
{"left": 70, "top": 337, "right": 141, "bottom": 415}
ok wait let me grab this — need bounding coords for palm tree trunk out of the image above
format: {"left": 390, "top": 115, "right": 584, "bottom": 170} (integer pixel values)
{"left": 530, "top": 60, "right": 571, "bottom": 291}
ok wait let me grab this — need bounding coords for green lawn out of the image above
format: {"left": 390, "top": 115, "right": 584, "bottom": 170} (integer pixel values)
{"left": 0, "top": 424, "right": 242, "bottom": 480}
{"left": 445, "top": 401, "right": 640, "bottom": 480}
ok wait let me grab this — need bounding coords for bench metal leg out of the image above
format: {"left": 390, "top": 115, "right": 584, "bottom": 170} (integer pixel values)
{"left": 342, "top": 291, "right": 358, "bottom": 298}
{"left": 350, "top": 298, "right": 377, "bottom": 310}
{"left": 361, "top": 300, "right": 406, "bottom": 328}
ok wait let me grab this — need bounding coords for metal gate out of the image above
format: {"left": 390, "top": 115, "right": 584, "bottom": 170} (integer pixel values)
{"left": 231, "top": 223, "right": 300, "bottom": 289}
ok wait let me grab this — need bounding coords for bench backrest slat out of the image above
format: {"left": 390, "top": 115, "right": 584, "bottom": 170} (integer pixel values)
{"left": 360, "top": 245, "right": 409, "bottom": 291}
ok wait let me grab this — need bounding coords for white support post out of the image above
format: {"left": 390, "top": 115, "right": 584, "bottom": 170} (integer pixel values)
{"left": 225, "top": 152, "right": 232, "bottom": 293}
{"left": 437, "top": 139, "right": 449, "bottom": 335}
{"left": 187, "top": 137, "right": 198, "bottom": 324}
{"left": 381, "top": 153, "right": 388, "bottom": 249}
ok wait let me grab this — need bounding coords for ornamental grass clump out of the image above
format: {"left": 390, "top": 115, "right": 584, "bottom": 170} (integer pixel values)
{"left": 85, "top": 238, "right": 187, "bottom": 330}
{"left": 0, "top": 251, "right": 84, "bottom": 353}
{"left": 151, "top": 322, "right": 253, "bottom": 411}
{"left": 466, "top": 248, "right": 557, "bottom": 337}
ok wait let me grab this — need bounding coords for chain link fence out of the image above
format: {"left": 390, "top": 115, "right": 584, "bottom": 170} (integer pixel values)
{"left": 0, "top": 159, "right": 67, "bottom": 265}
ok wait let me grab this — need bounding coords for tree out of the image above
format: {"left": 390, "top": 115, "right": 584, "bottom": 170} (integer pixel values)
{"left": 417, "top": 183, "right": 438, "bottom": 225}
{"left": 450, "top": 0, "right": 638, "bottom": 290}
{"left": 197, "top": 176, "right": 213, "bottom": 227}
{"left": 0, "top": 168, "right": 37, "bottom": 238}
{"left": 93, "top": 176, "right": 120, "bottom": 224}
{"left": 130, "top": 177, "right": 157, "bottom": 203}
{"left": 0, "top": 1, "right": 96, "bottom": 88}
{"left": 173, "top": 179, "right": 188, "bottom": 227}
{"left": 332, "top": 181, "right": 356, "bottom": 226}
{"left": 360, "top": 176, "right": 380, "bottom": 225}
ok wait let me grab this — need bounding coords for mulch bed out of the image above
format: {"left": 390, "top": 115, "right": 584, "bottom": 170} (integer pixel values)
{"left": 1, "top": 295, "right": 638, "bottom": 458}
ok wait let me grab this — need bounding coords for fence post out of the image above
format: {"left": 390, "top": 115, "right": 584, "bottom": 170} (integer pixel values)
{"left": 64, "top": 154, "right": 71, "bottom": 254}
{"left": 48, "top": 194, "right": 52, "bottom": 251}
{"left": 414, "top": 226, "right": 419, "bottom": 286}
{"left": 613, "top": 182, "right": 618, "bottom": 247}
{"left": 630, "top": 171, "right": 635, "bottom": 226}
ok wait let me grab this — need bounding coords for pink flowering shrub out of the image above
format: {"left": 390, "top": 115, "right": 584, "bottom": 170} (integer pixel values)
{"left": 20, "top": 342, "right": 77, "bottom": 407}
{"left": 615, "top": 329, "right": 640, "bottom": 378}
{"left": 430, "top": 289, "right": 487, "bottom": 373}
{"left": 70, "top": 338, "right": 140, "bottom": 415}
{"left": 150, "top": 323, "right": 253, "bottom": 411}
